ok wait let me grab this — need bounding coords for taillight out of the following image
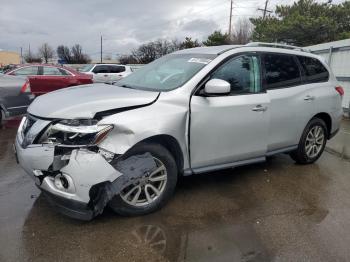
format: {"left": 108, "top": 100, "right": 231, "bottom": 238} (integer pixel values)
{"left": 20, "top": 81, "right": 31, "bottom": 93}
{"left": 335, "top": 86, "right": 344, "bottom": 97}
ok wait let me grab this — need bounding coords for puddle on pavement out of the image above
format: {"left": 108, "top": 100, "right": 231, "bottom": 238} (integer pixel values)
{"left": 2, "top": 118, "right": 350, "bottom": 261}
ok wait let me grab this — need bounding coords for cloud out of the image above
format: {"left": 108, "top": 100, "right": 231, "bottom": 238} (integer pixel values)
{"left": 0, "top": 0, "right": 346, "bottom": 58}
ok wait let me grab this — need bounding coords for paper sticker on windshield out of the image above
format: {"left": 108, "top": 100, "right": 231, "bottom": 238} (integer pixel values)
{"left": 188, "top": 58, "right": 212, "bottom": 64}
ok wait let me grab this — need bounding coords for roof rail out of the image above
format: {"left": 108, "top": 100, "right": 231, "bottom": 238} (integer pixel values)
{"left": 245, "top": 42, "right": 311, "bottom": 52}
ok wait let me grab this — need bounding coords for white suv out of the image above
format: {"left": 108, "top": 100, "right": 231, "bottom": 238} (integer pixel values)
{"left": 80, "top": 64, "right": 133, "bottom": 83}
{"left": 15, "top": 43, "right": 343, "bottom": 220}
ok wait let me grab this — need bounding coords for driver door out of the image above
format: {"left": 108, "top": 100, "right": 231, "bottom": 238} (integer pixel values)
{"left": 190, "top": 54, "right": 270, "bottom": 170}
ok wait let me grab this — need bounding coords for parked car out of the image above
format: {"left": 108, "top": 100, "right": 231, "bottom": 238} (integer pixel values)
{"left": 15, "top": 43, "right": 343, "bottom": 220}
{"left": 6, "top": 64, "right": 93, "bottom": 95}
{"left": 0, "top": 74, "right": 33, "bottom": 123}
{"left": 79, "top": 64, "right": 133, "bottom": 83}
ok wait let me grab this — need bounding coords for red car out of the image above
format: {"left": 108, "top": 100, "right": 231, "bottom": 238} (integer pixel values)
{"left": 6, "top": 64, "right": 93, "bottom": 95}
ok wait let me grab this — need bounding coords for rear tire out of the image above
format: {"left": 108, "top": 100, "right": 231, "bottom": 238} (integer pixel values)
{"left": 290, "top": 118, "right": 327, "bottom": 164}
{"left": 108, "top": 143, "right": 178, "bottom": 216}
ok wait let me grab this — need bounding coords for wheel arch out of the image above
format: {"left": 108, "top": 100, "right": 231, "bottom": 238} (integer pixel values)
{"left": 133, "top": 134, "right": 185, "bottom": 175}
{"left": 312, "top": 112, "right": 332, "bottom": 139}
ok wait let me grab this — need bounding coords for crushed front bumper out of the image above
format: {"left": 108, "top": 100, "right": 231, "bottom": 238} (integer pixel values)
{"left": 15, "top": 136, "right": 122, "bottom": 220}
{"left": 15, "top": 117, "right": 157, "bottom": 220}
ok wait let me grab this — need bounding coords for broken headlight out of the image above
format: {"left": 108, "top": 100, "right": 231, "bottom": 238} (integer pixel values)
{"left": 38, "top": 119, "right": 113, "bottom": 146}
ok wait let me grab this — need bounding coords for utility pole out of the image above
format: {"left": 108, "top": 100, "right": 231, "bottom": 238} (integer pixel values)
{"left": 258, "top": 0, "right": 272, "bottom": 19}
{"left": 28, "top": 44, "right": 31, "bottom": 58}
{"left": 20, "top": 47, "right": 23, "bottom": 64}
{"left": 100, "top": 35, "right": 103, "bottom": 63}
{"left": 228, "top": 0, "right": 233, "bottom": 38}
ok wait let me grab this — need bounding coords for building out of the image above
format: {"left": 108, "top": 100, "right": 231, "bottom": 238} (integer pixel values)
{"left": 307, "top": 39, "right": 350, "bottom": 112}
{"left": 0, "top": 51, "right": 21, "bottom": 66}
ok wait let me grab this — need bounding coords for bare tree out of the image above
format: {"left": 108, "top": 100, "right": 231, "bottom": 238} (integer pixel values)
{"left": 57, "top": 44, "right": 91, "bottom": 64}
{"left": 57, "top": 45, "right": 72, "bottom": 63}
{"left": 38, "top": 43, "right": 54, "bottom": 63}
{"left": 231, "top": 19, "right": 253, "bottom": 44}
{"left": 119, "top": 55, "right": 138, "bottom": 64}
{"left": 23, "top": 52, "right": 42, "bottom": 63}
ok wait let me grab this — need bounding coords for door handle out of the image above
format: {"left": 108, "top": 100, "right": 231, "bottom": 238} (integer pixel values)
{"left": 304, "top": 95, "right": 315, "bottom": 101}
{"left": 252, "top": 105, "right": 267, "bottom": 112}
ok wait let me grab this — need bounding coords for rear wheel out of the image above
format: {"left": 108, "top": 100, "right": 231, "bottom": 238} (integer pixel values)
{"left": 109, "top": 143, "right": 178, "bottom": 216}
{"left": 290, "top": 118, "right": 327, "bottom": 164}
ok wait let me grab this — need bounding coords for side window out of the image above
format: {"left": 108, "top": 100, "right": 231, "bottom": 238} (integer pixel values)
{"left": 263, "top": 54, "right": 301, "bottom": 89}
{"left": 297, "top": 56, "right": 329, "bottom": 83}
{"left": 92, "top": 65, "right": 109, "bottom": 74}
{"left": 12, "top": 66, "right": 38, "bottom": 76}
{"left": 110, "top": 66, "right": 126, "bottom": 73}
{"left": 42, "top": 67, "right": 64, "bottom": 75}
{"left": 210, "top": 55, "right": 261, "bottom": 95}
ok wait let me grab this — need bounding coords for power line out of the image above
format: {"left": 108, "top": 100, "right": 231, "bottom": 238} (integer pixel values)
{"left": 258, "top": 0, "right": 272, "bottom": 19}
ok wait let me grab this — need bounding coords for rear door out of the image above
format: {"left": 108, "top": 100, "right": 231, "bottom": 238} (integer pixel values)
{"left": 29, "top": 66, "right": 69, "bottom": 95}
{"left": 190, "top": 54, "right": 270, "bottom": 170}
{"left": 262, "top": 53, "right": 315, "bottom": 152}
{"left": 109, "top": 65, "right": 126, "bottom": 81}
{"left": 92, "top": 65, "right": 110, "bottom": 83}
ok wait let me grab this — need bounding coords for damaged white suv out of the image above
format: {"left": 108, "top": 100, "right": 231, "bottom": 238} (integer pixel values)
{"left": 15, "top": 43, "right": 343, "bottom": 220}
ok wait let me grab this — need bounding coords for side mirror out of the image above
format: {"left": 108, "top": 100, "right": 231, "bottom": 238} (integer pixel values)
{"left": 204, "top": 79, "right": 230, "bottom": 95}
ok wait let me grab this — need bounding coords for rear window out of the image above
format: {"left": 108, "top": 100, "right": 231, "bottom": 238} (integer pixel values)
{"left": 93, "top": 65, "right": 109, "bottom": 74}
{"left": 110, "top": 65, "right": 125, "bottom": 73}
{"left": 263, "top": 54, "right": 302, "bottom": 89}
{"left": 297, "top": 56, "right": 329, "bottom": 83}
{"left": 12, "top": 66, "right": 39, "bottom": 76}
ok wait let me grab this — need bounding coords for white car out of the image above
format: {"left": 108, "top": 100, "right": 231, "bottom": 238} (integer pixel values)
{"left": 15, "top": 42, "right": 343, "bottom": 220}
{"left": 80, "top": 64, "right": 133, "bottom": 83}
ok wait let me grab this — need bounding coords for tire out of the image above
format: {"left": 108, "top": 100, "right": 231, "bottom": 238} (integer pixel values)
{"left": 290, "top": 118, "right": 328, "bottom": 164}
{"left": 108, "top": 143, "right": 178, "bottom": 216}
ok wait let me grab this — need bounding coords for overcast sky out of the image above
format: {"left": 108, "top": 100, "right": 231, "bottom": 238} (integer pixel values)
{"left": 0, "top": 0, "right": 346, "bottom": 59}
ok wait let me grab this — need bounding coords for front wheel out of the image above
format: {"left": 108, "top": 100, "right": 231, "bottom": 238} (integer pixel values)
{"left": 109, "top": 143, "right": 178, "bottom": 216}
{"left": 290, "top": 118, "right": 327, "bottom": 164}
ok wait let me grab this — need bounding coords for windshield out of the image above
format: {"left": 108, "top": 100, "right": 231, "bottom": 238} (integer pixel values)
{"left": 117, "top": 53, "right": 216, "bottom": 91}
{"left": 79, "top": 64, "right": 94, "bottom": 72}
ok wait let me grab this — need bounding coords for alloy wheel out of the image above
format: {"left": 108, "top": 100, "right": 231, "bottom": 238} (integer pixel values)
{"left": 120, "top": 157, "right": 168, "bottom": 207}
{"left": 305, "top": 125, "right": 325, "bottom": 158}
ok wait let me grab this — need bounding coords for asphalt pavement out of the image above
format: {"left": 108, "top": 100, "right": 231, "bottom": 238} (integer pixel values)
{"left": 1, "top": 118, "right": 350, "bottom": 262}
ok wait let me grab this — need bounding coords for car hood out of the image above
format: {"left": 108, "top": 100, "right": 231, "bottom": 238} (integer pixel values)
{"left": 28, "top": 84, "right": 159, "bottom": 119}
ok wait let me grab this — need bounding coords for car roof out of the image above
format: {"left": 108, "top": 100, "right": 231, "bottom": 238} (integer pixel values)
{"left": 174, "top": 45, "right": 242, "bottom": 55}
{"left": 172, "top": 42, "right": 319, "bottom": 58}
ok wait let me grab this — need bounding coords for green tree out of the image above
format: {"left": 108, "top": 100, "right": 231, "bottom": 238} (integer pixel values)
{"left": 180, "top": 37, "right": 201, "bottom": 49}
{"left": 250, "top": 0, "right": 350, "bottom": 46}
{"left": 203, "top": 30, "right": 231, "bottom": 46}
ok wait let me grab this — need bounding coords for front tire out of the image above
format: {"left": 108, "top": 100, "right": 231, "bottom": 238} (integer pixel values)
{"left": 109, "top": 143, "right": 178, "bottom": 216}
{"left": 290, "top": 118, "right": 327, "bottom": 164}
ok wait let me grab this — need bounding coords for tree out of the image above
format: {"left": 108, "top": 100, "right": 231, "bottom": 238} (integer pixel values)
{"left": 57, "top": 45, "right": 72, "bottom": 63}
{"left": 38, "top": 43, "right": 54, "bottom": 63}
{"left": 57, "top": 44, "right": 91, "bottom": 64}
{"left": 119, "top": 55, "right": 139, "bottom": 65}
{"left": 131, "top": 39, "right": 180, "bottom": 63}
{"left": 23, "top": 52, "right": 42, "bottom": 63}
{"left": 250, "top": 0, "right": 350, "bottom": 46}
{"left": 203, "top": 30, "right": 231, "bottom": 46}
{"left": 180, "top": 37, "right": 201, "bottom": 49}
{"left": 231, "top": 19, "right": 253, "bottom": 44}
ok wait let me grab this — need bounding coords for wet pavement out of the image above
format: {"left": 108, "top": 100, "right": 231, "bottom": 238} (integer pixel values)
{"left": 1, "top": 118, "right": 350, "bottom": 262}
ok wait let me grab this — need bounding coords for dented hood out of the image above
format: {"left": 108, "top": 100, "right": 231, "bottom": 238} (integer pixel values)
{"left": 28, "top": 83, "right": 159, "bottom": 119}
